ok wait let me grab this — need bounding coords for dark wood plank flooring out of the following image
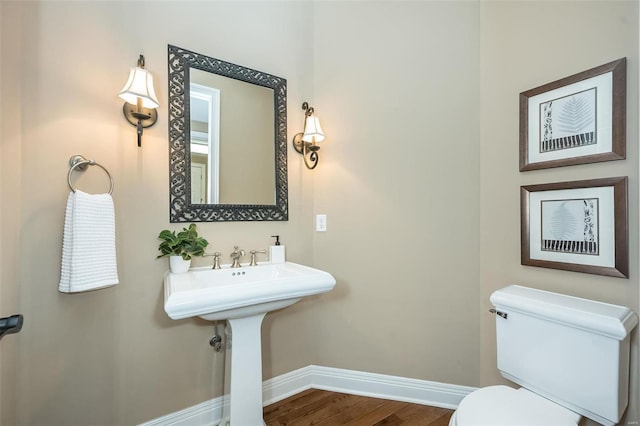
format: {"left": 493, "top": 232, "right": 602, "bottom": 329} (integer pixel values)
{"left": 264, "top": 389, "right": 454, "bottom": 425}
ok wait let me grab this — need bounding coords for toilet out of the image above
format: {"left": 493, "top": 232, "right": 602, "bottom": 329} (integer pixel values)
{"left": 450, "top": 285, "right": 638, "bottom": 426}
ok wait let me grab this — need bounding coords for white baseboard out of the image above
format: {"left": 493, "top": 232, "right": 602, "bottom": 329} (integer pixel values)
{"left": 140, "top": 396, "right": 225, "bottom": 426}
{"left": 140, "top": 365, "right": 477, "bottom": 426}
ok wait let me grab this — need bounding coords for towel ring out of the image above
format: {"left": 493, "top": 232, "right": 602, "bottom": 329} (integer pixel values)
{"left": 67, "top": 155, "right": 114, "bottom": 195}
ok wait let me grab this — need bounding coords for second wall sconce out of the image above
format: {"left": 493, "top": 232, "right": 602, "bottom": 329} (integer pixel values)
{"left": 118, "top": 54, "right": 159, "bottom": 147}
{"left": 292, "top": 102, "right": 325, "bottom": 169}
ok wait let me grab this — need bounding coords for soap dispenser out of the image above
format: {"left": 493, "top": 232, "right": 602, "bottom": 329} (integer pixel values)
{"left": 269, "top": 235, "right": 286, "bottom": 264}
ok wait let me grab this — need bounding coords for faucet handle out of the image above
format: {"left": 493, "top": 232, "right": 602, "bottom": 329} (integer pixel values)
{"left": 204, "top": 252, "right": 222, "bottom": 269}
{"left": 249, "top": 249, "right": 267, "bottom": 266}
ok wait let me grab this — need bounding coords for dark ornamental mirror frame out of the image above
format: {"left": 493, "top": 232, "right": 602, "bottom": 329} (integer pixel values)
{"left": 167, "top": 44, "right": 288, "bottom": 222}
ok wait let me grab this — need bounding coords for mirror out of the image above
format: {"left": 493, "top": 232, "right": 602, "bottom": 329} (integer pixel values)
{"left": 168, "top": 45, "right": 288, "bottom": 222}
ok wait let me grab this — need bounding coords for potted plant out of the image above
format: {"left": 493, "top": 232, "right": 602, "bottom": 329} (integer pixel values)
{"left": 157, "top": 224, "right": 209, "bottom": 273}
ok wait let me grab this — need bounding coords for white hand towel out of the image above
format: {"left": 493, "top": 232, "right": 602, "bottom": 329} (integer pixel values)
{"left": 59, "top": 190, "right": 119, "bottom": 293}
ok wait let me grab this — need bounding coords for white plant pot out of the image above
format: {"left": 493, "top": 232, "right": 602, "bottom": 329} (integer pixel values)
{"left": 169, "top": 256, "right": 191, "bottom": 273}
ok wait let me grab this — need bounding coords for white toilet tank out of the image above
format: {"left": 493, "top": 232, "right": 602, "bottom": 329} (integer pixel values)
{"left": 490, "top": 285, "right": 638, "bottom": 426}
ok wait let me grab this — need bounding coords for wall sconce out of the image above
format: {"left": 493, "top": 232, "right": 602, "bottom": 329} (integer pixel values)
{"left": 292, "top": 102, "right": 325, "bottom": 169}
{"left": 118, "top": 54, "right": 159, "bottom": 147}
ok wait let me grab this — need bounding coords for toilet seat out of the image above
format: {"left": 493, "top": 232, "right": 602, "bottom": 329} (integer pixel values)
{"left": 450, "top": 385, "right": 581, "bottom": 426}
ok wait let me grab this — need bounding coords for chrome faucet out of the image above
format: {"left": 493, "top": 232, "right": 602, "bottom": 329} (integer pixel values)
{"left": 230, "top": 246, "right": 245, "bottom": 268}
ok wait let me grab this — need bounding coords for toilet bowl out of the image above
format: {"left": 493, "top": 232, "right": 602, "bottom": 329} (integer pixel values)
{"left": 448, "top": 386, "right": 581, "bottom": 426}
{"left": 449, "top": 285, "right": 638, "bottom": 426}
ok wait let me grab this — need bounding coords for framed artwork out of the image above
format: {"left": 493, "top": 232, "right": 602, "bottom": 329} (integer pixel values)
{"left": 521, "top": 177, "right": 628, "bottom": 278}
{"left": 519, "top": 58, "right": 626, "bottom": 171}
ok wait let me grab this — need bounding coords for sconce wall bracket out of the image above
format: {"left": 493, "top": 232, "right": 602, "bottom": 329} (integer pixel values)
{"left": 122, "top": 104, "right": 158, "bottom": 128}
{"left": 122, "top": 104, "right": 158, "bottom": 147}
{"left": 292, "top": 132, "right": 319, "bottom": 169}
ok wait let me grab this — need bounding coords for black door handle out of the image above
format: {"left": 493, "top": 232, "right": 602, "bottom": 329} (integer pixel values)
{"left": 0, "top": 314, "right": 23, "bottom": 338}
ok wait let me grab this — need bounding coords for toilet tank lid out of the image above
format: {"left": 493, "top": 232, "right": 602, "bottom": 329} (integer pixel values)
{"left": 490, "top": 285, "right": 638, "bottom": 340}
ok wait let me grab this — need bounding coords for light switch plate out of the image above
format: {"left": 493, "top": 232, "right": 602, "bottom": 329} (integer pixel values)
{"left": 316, "top": 214, "right": 327, "bottom": 232}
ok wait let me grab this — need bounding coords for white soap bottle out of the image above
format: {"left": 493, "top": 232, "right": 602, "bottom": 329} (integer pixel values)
{"left": 269, "top": 235, "right": 286, "bottom": 263}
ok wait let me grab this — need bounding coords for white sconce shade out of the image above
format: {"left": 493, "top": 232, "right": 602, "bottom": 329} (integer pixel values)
{"left": 302, "top": 116, "right": 325, "bottom": 143}
{"left": 118, "top": 67, "right": 159, "bottom": 109}
{"left": 118, "top": 54, "right": 159, "bottom": 147}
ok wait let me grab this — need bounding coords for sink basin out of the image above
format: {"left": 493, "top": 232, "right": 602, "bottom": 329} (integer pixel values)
{"left": 163, "top": 261, "right": 336, "bottom": 426}
{"left": 164, "top": 261, "right": 336, "bottom": 321}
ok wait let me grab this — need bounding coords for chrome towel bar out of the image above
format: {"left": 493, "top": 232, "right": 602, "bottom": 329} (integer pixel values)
{"left": 67, "top": 155, "right": 114, "bottom": 195}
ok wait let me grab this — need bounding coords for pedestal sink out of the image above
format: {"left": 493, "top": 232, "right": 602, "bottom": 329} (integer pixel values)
{"left": 164, "top": 261, "right": 336, "bottom": 426}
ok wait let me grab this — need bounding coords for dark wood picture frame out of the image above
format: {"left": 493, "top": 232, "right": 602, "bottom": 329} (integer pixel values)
{"left": 521, "top": 177, "right": 628, "bottom": 278}
{"left": 519, "top": 58, "right": 626, "bottom": 171}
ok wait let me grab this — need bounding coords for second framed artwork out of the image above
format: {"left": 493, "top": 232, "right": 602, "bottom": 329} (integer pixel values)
{"left": 519, "top": 58, "right": 626, "bottom": 171}
{"left": 521, "top": 177, "right": 628, "bottom": 278}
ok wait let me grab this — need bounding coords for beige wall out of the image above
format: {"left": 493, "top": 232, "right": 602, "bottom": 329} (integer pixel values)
{"left": 0, "top": 1, "right": 638, "bottom": 425}
{"left": 478, "top": 2, "right": 639, "bottom": 424}
{"left": 0, "top": 1, "right": 314, "bottom": 424}
{"left": 311, "top": 0, "right": 482, "bottom": 385}
{"left": 311, "top": 1, "right": 638, "bottom": 425}
{"left": 1, "top": 2, "right": 23, "bottom": 423}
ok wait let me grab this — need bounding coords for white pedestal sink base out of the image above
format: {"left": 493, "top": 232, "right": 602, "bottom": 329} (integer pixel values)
{"left": 163, "top": 263, "right": 336, "bottom": 425}
{"left": 228, "top": 313, "right": 267, "bottom": 426}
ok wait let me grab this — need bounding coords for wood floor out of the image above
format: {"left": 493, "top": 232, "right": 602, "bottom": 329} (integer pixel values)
{"left": 264, "top": 389, "right": 454, "bottom": 425}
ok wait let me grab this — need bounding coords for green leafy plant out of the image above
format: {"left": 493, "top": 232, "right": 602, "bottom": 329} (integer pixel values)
{"left": 157, "top": 224, "right": 209, "bottom": 260}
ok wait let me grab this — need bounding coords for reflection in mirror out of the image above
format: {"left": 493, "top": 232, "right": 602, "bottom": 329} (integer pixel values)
{"left": 168, "top": 45, "right": 288, "bottom": 222}
{"left": 190, "top": 81, "right": 219, "bottom": 203}
{"left": 189, "top": 69, "right": 275, "bottom": 205}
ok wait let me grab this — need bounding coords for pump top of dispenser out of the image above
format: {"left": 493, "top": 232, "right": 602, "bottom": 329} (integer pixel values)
{"left": 271, "top": 235, "right": 281, "bottom": 246}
